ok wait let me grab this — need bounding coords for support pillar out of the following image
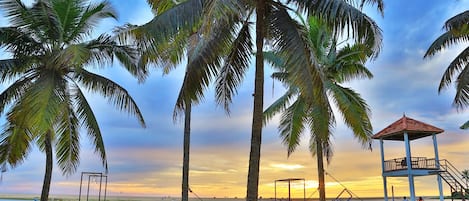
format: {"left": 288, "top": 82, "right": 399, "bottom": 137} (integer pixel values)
{"left": 380, "top": 139, "right": 389, "bottom": 201}
{"left": 432, "top": 133, "right": 444, "bottom": 201}
{"left": 404, "top": 133, "right": 416, "bottom": 201}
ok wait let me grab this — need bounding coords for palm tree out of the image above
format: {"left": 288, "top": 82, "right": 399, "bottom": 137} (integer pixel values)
{"left": 264, "top": 16, "right": 376, "bottom": 201}
{"left": 0, "top": 1, "right": 146, "bottom": 201}
{"left": 424, "top": 10, "right": 469, "bottom": 129}
{"left": 128, "top": 1, "right": 246, "bottom": 200}
{"left": 130, "top": 1, "right": 383, "bottom": 200}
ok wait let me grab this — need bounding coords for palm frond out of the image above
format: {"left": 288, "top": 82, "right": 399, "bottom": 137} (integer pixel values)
{"left": 73, "top": 84, "right": 108, "bottom": 172}
{"left": 146, "top": 0, "right": 176, "bottom": 14}
{"left": 18, "top": 71, "right": 65, "bottom": 134}
{"left": 438, "top": 46, "right": 469, "bottom": 91}
{"left": 0, "top": 74, "right": 34, "bottom": 116}
{"left": 305, "top": 0, "right": 383, "bottom": 58}
{"left": 84, "top": 34, "right": 145, "bottom": 81}
{"left": 327, "top": 82, "right": 372, "bottom": 148}
{"left": 53, "top": 44, "right": 90, "bottom": 69}
{"left": 358, "top": 0, "right": 384, "bottom": 16}
{"left": 28, "top": 0, "right": 61, "bottom": 42}
{"left": 332, "top": 43, "right": 373, "bottom": 82}
{"left": 174, "top": 17, "right": 241, "bottom": 117}
{"left": 0, "top": 0, "right": 32, "bottom": 28}
{"left": 140, "top": 0, "right": 204, "bottom": 43}
{"left": 0, "top": 58, "right": 34, "bottom": 83}
{"left": 0, "top": 27, "right": 43, "bottom": 58}
{"left": 308, "top": 94, "right": 335, "bottom": 142}
{"left": 215, "top": 21, "right": 253, "bottom": 113}
{"left": 0, "top": 120, "right": 33, "bottom": 168}
{"left": 67, "top": 0, "right": 117, "bottom": 42}
{"left": 278, "top": 98, "right": 307, "bottom": 156}
{"left": 75, "top": 70, "right": 146, "bottom": 128}
{"left": 54, "top": 87, "right": 80, "bottom": 176}
{"left": 424, "top": 30, "right": 469, "bottom": 57}
{"left": 263, "top": 51, "right": 285, "bottom": 70}
{"left": 453, "top": 62, "right": 469, "bottom": 109}
{"left": 263, "top": 87, "right": 297, "bottom": 125}
{"left": 268, "top": 4, "right": 324, "bottom": 102}
{"left": 444, "top": 10, "right": 469, "bottom": 32}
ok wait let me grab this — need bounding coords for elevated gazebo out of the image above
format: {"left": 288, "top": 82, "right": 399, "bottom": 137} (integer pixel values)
{"left": 372, "top": 115, "right": 445, "bottom": 201}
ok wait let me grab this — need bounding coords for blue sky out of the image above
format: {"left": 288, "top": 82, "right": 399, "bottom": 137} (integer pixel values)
{"left": 1, "top": 0, "right": 469, "bottom": 199}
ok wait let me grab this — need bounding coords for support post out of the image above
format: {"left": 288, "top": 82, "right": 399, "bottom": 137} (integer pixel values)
{"left": 380, "top": 139, "right": 389, "bottom": 201}
{"left": 274, "top": 180, "right": 277, "bottom": 201}
{"left": 404, "top": 133, "right": 416, "bottom": 201}
{"left": 432, "top": 133, "right": 444, "bottom": 201}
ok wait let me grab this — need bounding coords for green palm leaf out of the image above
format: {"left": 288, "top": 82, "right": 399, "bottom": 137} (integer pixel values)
{"left": 73, "top": 85, "right": 108, "bottom": 172}
{"left": 438, "top": 46, "right": 469, "bottom": 92}
{"left": 75, "top": 70, "right": 146, "bottom": 127}
{"left": 54, "top": 90, "right": 80, "bottom": 176}
{"left": 279, "top": 98, "right": 307, "bottom": 155}
{"left": 327, "top": 82, "right": 372, "bottom": 147}
{"left": 215, "top": 21, "right": 253, "bottom": 112}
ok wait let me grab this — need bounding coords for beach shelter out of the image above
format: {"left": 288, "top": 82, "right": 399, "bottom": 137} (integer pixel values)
{"left": 372, "top": 115, "right": 445, "bottom": 201}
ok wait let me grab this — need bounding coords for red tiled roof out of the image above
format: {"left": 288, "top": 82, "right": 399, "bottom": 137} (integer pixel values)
{"left": 372, "top": 115, "right": 444, "bottom": 141}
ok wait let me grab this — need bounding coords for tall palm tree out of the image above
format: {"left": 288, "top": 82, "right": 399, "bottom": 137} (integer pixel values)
{"left": 264, "top": 16, "right": 376, "bottom": 201}
{"left": 130, "top": 1, "right": 383, "bottom": 200}
{"left": 424, "top": 10, "right": 469, "bottom": 129}
{"left": 0, "top": 1, "right": 146, "bottom": 201}
{"left": 129, "top": 1, "right": 246, "bottom": 200}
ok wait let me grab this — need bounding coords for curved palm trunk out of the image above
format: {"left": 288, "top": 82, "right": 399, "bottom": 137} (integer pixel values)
{"left": 41, "top": 131, "right": 53, "bottom": 201}
{"left": 182, "top": 103, "right": 191, "bottom": 201}
{"left": 316, "top": 138, "right": 326, "bottom": 201}
{"left": 247, "top": 1, "right": 265, "bottom": 200}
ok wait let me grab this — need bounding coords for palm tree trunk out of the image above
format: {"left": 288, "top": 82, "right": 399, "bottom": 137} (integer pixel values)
{"left": 182, "top": 103, "right": 191, "bottom": 201}
{"left": 41, "top": 131, "right": 53, "bottom": 201}
{"left": 316, "top": 138, "right": 326, "bottom": 201}
{"left": 247, "top": 1, "right": 265, "bottom": 201}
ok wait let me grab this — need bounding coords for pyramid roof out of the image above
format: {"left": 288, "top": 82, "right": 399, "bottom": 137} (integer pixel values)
{"left": 372, "top": 115, "right": 444, "bottom": 141}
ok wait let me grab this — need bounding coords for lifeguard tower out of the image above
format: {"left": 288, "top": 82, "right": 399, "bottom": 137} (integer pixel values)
{"left": 373, "top": 115, "right": 468, "bottom": 201}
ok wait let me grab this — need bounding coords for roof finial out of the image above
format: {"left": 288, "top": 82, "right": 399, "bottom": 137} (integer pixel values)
{"left": 403, "top": 112, "right": 406, "bottom": 117}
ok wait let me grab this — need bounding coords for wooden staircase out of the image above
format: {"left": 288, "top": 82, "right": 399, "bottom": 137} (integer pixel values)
{"left": 438, "top": 160, "right": 468, "bottom": 198}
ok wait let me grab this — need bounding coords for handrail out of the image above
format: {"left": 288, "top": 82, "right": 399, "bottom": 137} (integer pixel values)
{"left": 438, "top": 159, "right": 468, "bottom": 190}
{"left": 383, "top": 157, "right": 438, "bottom": 172}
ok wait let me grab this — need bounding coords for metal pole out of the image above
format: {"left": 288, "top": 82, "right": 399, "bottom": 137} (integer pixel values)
{"left": 104, "top": 175, "right": 108, "bottom": 201}
{"left": 392, "top": 185, "right": 395, "bottom": 201}
{"left": 303, "top": 179, "right": 306, "bottom": 201}
{"left": 79, "top": 172, "right": 84, "bottom": 201}
{"left": 98, "top": 174, "right": 103, "bottom": 201}
{"left": 87, "top": 175, "right": 92, "bottom": 201}
{"left": 275, "top": 180, "right": 277, "bottom": 201}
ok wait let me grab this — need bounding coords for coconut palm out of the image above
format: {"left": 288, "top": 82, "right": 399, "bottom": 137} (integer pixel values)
{"left": 129, "top": 1, "right": 383, "bottom": 200}
{"left": 424, "top": 10, "right": 469, "bottom": 129}
{"left": 264, "top": 16, "right": 375, "bottom": 201}
{"left": 0, "top": 1, "right": 146, "bottom": 201}
{"left": 129, "top": 1, "right": 246, "bottom": 200}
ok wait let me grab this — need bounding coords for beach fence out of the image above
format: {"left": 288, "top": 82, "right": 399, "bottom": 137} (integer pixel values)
{"left": 78, "top": 172, "right": 108, "bottom": 201}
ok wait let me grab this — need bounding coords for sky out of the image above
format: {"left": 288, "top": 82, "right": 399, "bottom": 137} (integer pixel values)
{"left": 0, "top": 0, "right": 469, "bottom": 199}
